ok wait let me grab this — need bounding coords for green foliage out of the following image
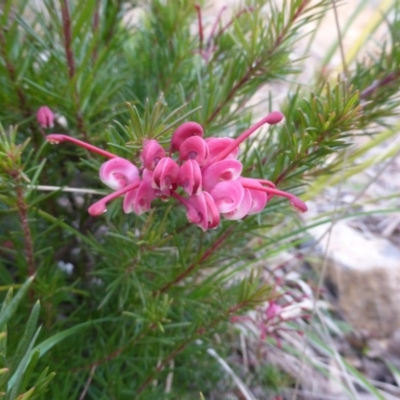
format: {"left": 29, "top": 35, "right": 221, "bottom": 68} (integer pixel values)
{"left": 0, "top": 0, "right": 399, "bottom": 398}
{"left": 0, "top": 278, "right": 55, "bottom": 400}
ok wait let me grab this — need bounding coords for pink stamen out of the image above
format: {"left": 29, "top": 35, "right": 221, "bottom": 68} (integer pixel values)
{"left": 240, "top": 181, "right": 307, "bottom": 212}
{"left": 46, "top": 134, "right": 117, "bottom": 159}
{"left": 211, "top": 112, "right": 283, "bottom": 163}
{"left": 88, "top": 180, "right": 141, "bottom": 216}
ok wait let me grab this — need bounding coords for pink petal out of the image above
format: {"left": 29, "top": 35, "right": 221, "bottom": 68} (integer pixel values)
{"left": 178, "top": 160, "right": 202, "bottom": 196}
{"left": 170, "top": 122, "right": 203, "bottom": 153}
{"left": 206, "top": 137, "right": 239, "bottom": 160}
{"left": 184, "top": 193, "right": 208, "bottom": 231}
{"left": 203, "top": 191, "right": 220, "bottom": 229}
{"left": 176, "top": 192, "right": 220, "bottom": 231}
{"left": 152, "top": 157, "right": 180, "bottom": 196}
{"left": 210, "top": 180, "right": 244, "bottom": 213}
{"left": 239, "top": 178, "right": 268, "bottom": 214}
{"left": 222, "top": 188, "right": 252, "bottom": 220}
{"left": 179, "top": 136, "right": 209, "bottom": 166}
{"left": 202, "top": 159, "right": 243, "bottom": 192}
{"left": 140, "top": 139, "right": 166, "bottom": 170}
{"left": 99, "top": 158, "right": 140, "bottom": 190}
{"left": 123, "top": 179, "right": 156, "bottom": 215}
{"left": 266, "top": 302, "right": 282, "bottom": 320}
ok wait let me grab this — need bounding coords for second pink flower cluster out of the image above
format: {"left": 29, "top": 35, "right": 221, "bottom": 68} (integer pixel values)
{"left": 47, "top": 112, "right": 307, "bottom": 231}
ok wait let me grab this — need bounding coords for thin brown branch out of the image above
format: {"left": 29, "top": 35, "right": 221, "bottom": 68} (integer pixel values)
{"left": 78, "top": 365, "right": 97, "bottom": 400}
{"left": 0, "top": 29, "right": 42, "bottom": 143}
{"left": 360, "top": 70, "right": 400, "bottom": 99}
{"left": 213, "top": 6, "right": 252, "bottom": 44}
{"left": 206, "top": 0, "right": 310, "bottom": 124}
{"left": 194, "top": 4, "right": 203, "bottom": 51}
{"left": 92, "top": 0, "right": 100, "bottom": 61}
{"left": 157, "top": 226, "right": 234, "bottom": 295}
{"left": 60, "top": 0, "right": 88, "bottom": 140}
{"left": 331, "top": 0, "right": 348, "bottom": 79}
{"left": 11, "top": 173, "right": 35, "bottom": 277}
{"left": 61, "top": 0, "right": 75, "bottom": 79}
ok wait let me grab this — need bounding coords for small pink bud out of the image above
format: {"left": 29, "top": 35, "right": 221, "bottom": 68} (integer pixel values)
{"left": 141, "top": 140, "right": 166, "bottom": 170}
{"left": 152, "top": 157, "right": 180, "bottom": 196}
{"left": 37, "top": 106, "right": 55, "bottom": 128}
{"left": 123, "top": 177, "right": 157, "bottom": 215}
{"left": 179, "top": 159, "right": 202, "bottom": 196}
{"left": 179, "top": 136, "right": 209, "bottom": 166}
{"left": 180, "top": 192, "right": 220, "bottom": 231}
{"left": 238, "top": 178, "right": 268, "bottom": 214}
{"left": 171, "top": 122, "right": 203, "bottom": 152}
{"left": 266, "top": 302, "right": 282, "bottom": 320}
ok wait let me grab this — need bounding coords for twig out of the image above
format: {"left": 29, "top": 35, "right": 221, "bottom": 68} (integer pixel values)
{"left": 78, "top": 365, "right": 97, "bottom": 400}
{"left": 331, "top": 0, "right": 348, "bottom": 79}
{"left": 360, "top": 70, "right": 400, "bottom": 99}
{"left": 60, "top": 0, "right": 88, "bottom": 140}
{"left": 28, "top": 184, "right": 106, "bottom": 195}
{"left": 207, "top": 348, "right": 256, "bottom": 400}
{"left": 194, "top": 4, "right": 203, "bottom": 51}
{"left": 61, "top": 0, "right": 75, "bottom": 79}
{"left": 206, "top": 0, "right": 310, "bottom": 124}
{"left": 157, "top": 225, "right": 234, "bottom": 294}
{"left": 0, "top": 29, "right": 41, "bottom": 143}
{"left": 12, "top": 177, "right": 35, "bottom": 277}
{"left": 92, "top": 0, "right": 100, "bottom": 61}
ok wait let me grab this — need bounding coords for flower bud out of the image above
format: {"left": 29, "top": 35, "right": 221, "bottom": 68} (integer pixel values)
{"left": 37, "top": 106, "right": 55, "bottom": 128}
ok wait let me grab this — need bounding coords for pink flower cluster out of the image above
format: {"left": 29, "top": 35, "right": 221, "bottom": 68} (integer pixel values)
{"left": 46, "top": 111, "right": 307, "bottom": 231}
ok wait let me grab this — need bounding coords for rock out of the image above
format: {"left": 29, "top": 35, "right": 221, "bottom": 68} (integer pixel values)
{"left": 308, "top": 220, "right": 400, "bottom": 338}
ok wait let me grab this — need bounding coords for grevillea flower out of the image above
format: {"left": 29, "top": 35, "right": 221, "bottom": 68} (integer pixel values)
{"left": 37, "top": 106, "right": 55, "bottom": 128}
{"left": 46, "top": 111, "right": 307, "bottom": 230}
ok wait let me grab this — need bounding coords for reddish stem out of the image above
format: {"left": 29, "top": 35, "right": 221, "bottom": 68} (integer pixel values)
{"left": 157, "top": 225, "right": 234, "bottom": 294}
{"left": 194, "top": 4, "right": 203, "bottom": 51}
{"left": 60, "top": 0, "right": 88, "bottom": 140}
{"left": 206, "top": 1, "right": 309, "bottom": 124}
{"left": 360, "top": 70, "right": 400, "bottom": 99}
{"left": 206, "top": 6, "right": 227, "bottom": 48}
{"left": 15, "top": 184, "right": 35, "bottom": 277}
{"left": 61, "top": 0, "right": 75, "bottom": 79}
{"left": 214, "top": 7, "right": 252, "bottom": 42}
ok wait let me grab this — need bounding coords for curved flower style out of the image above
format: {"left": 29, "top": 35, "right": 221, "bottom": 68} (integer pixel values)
{"left": 46, "top": 111, "right": 307, "bottom": 230}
